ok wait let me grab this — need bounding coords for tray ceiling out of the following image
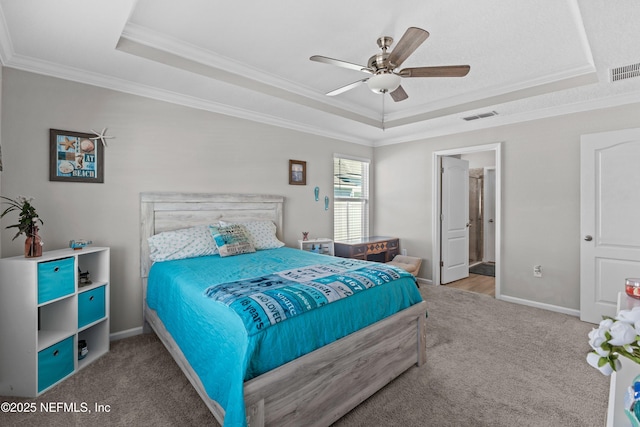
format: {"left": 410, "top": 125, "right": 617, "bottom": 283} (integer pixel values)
{"left": 1, "top": 0, "right": 639, "bottom": 146}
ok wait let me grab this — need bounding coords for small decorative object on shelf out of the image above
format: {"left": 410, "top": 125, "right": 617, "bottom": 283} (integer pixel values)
{"left": 626, "top": 278, "right": 640, "bottom": 299}
{"left": 78, "top": 268, "right": 92, "bottom": 286}
{"left": 0, "top": 195, "right": 44, "bottom": 258}
{"left": 25, "top": 226, "right": 43, "bottom": 258}
{"left": 78, "top": 339, "right": 89, "bottom": 360}
{"left": 70, "top": 239, "right": 93, "bottom": 250}
{"left": 302, "top": 232, "right": 309, "bottom": 241}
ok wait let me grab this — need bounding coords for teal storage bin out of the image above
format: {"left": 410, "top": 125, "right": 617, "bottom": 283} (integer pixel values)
{"left": 37, "top": 257, "right": 75, "bottom": 304}
{"left": 78, "top": 286, "right": 106, "bottom": 328}
{"left": 38, "top": 336, "right": 74, "bottom": 393}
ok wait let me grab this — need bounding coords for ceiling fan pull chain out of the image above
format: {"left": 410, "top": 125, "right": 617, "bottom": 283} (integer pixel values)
{"left": 382, "top": 95, "right": 386, "bottom": 131}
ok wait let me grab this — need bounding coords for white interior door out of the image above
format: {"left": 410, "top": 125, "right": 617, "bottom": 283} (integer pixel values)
{"left": 441, "top": 156, "right": 470, "bottom": 284}
{"left": 581, "top": 129, "right": 640, "bottom": 323}
{"left": 483, "top": 167, "right": 496, "bottom": 263}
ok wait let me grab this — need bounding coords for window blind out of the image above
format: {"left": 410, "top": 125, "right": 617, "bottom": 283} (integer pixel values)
{"left": 333, "top": 156, "right": 369, "bottom": 241}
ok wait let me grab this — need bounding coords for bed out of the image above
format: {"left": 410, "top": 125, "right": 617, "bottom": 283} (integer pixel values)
{"left": 140, "top": 192, "right": 428, "bottom": 427}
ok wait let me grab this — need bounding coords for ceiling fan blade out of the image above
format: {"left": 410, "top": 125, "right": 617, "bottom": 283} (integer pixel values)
{"left": 326, "top": 79, "right": 369, "bottom": 96}
{"left": 387, "top": 27, "right": 430, "bottom": 69}
{"left": 399, "top": 65, "right": 470, "bottom": 78}
{"left": 310, "top": 55, "right": 371, "bottom": 73}
{"left": 389, "top": 85, "right": 408, "bottom": 102}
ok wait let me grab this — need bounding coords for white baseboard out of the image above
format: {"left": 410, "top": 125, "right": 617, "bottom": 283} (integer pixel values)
{"left": 498, "top": 294, "right": 580, "bottom": 317}
{"left": 416, "top": 277, "right": 432, "bottom": 286}
{"left": 423, "top": 280, "right": 580, "bottom": 317}
{"left": 109, "top": 326, "right": 144, "bottom": 341}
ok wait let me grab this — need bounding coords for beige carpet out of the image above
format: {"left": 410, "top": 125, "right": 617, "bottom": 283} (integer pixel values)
{"left": 0, "top": 284, "right": 609, "bottom": 426}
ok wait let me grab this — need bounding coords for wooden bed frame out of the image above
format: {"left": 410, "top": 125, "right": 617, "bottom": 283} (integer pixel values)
{"left": 140, "top": 192, "right": 428, "bottom": 427}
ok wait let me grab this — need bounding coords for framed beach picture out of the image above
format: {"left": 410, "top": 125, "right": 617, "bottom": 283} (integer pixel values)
{"left": 289, "top": 159, "right": 306, "bottom": 185}
{"left": 49, "top": 129, "right": 104, "bottom": 183}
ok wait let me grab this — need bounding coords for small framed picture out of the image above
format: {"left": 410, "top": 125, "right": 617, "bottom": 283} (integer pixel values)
{"left": 289, "top": 159, "right": 306, "bottom": 185}
{"left": 49, "top": 129, "right": 104, "bottom": 183}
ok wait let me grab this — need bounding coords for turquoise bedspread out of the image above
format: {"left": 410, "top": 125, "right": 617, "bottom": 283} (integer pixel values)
{"left": 146, "top": 247, "right": 423, "bottom": 427}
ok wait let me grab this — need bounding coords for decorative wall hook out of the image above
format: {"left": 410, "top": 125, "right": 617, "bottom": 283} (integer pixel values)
{"left": 324, "top": 196, "right": 330, "bottom": 211}
{"left": 314, "top": 186, "right": 320, "bottom": 201}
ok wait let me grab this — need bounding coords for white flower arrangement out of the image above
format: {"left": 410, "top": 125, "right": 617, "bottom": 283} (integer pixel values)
{"left": 587, "top": 306, "right": 640, "bottom": 376}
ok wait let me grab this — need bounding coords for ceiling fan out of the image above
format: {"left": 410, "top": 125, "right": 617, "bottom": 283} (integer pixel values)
{"left": 310, "top": 27, "right": 470, "bottom": 102}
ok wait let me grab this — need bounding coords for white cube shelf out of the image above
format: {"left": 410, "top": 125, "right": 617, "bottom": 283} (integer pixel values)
{"left": 0, "top": 247, "right": 110, "bottom": 396}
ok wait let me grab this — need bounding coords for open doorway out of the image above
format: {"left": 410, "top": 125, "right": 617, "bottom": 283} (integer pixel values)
{"left": 432, "top": 143, "right": 502, "bottom": 299}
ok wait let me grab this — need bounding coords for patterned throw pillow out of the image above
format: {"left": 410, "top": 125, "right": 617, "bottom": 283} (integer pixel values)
{"left": 219, "top": 220, "right": 284, "bottom": 250}
{"left": 210, "top": 224, "right": 256, "bottom": 257}
{"left": 148, "top": 225, "right": 217, "bottom": 262}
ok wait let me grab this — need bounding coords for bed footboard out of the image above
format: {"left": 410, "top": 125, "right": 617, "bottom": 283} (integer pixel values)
{"left": 146, "top": 300, "right": 427, "bottom": 427}
{"left": 243, "top": 300, "right": 427, "bottom": 427}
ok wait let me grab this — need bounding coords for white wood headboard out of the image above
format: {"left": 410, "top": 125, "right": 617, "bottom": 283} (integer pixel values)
{"left": 140, "top": 192, "right": 284, "bottom": 278}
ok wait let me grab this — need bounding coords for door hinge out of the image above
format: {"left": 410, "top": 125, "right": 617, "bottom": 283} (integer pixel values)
{"left": 440, "top": 261, "right": 444, "bottom": 267}
{"left": 441, "top": 167, "right": 444, "bottom": 174}
{"left": 440, "top": 213, "right": 444, "bottom": 221}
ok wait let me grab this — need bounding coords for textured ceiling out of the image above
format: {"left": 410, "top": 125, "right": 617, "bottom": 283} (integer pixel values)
{"left": 1, "top": 0, "right": 639, "bottom": 146}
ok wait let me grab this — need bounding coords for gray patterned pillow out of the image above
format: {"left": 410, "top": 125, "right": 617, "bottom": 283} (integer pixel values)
{"left": 210, "top": 224, "right": 256, "bottom": 257}
{"left": 219, "top": 220, "right": 284, "bottom": 250}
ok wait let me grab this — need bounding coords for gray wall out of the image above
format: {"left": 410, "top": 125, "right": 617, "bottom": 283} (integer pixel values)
{"left": 0, "top": 68, "right": 372, "bottom": 335}
{"left": 4, "top": 65, "right": 640, "bottom": 328}
{"left": 373, "top": 104, "right": 640, "bottom": 311}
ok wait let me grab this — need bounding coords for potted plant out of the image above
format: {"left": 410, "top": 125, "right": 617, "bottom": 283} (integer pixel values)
{"left": 0, "top": 195, "right": 44, "bottom": 257}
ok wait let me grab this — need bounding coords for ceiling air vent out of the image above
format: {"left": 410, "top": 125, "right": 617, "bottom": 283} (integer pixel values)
{"left": 611, "top": 63, "right": 640, "bottom": 82}
{"left": 462, "top": 111, "right": 498, "bottom": 121}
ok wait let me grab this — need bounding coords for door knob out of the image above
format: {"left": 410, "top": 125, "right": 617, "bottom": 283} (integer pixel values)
{"left": 584, "top": 235, "right": 593, "bottom": 241}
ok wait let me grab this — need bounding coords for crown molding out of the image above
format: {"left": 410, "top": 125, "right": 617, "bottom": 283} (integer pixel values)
{"left": 383, "top": 63, "right": 597, "bottom": 128}
{"left": 5, "top": 53, "right": 374, "bottom": 146}
{"left": 373, "top": 88, "right": 640, "bottom": 147}
{"left": 6, "top": 49, "right": 638, "bottom": 149}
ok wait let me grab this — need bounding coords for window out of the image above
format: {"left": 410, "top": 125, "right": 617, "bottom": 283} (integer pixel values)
{"left": 333, "top": 155, "right": 369, "bottom": 241}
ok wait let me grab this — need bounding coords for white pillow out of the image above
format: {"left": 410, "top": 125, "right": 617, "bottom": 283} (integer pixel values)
{"left": 219, "top": 220, "right": 284, "bottom": 250}
{"left": 148, "top": 225, "right": 217, "bottom": 262}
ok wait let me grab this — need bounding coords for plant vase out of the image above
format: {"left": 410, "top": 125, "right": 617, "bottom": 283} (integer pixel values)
{"left": 25, "top": 226, "right": 42, "bottom": 258}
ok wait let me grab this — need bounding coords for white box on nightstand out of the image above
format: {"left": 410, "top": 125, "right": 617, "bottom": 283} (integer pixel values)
{"left": 298, "top": 239, "right": 334, "bottom": 256}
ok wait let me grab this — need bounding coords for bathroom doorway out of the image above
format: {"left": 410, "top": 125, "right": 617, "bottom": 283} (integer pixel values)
{"left": 432, "top": 143, "right": 501, "bottom": 298}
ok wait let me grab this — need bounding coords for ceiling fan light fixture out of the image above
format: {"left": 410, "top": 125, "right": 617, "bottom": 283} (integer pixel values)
{"left": 367, "top": 72, "right": 401, "bottom": 94}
